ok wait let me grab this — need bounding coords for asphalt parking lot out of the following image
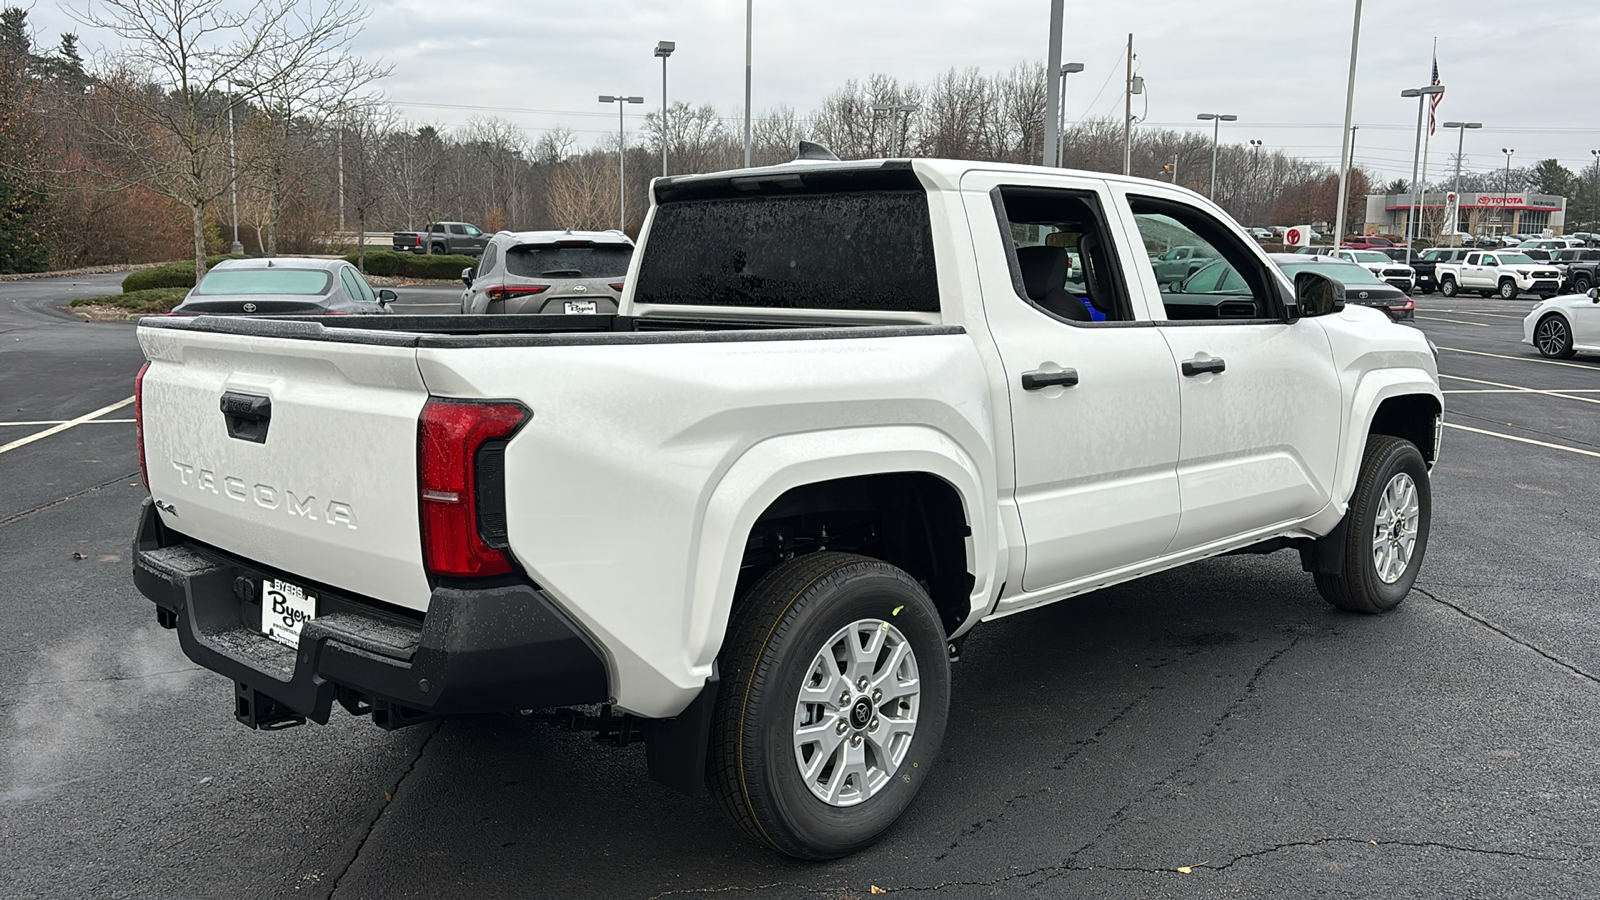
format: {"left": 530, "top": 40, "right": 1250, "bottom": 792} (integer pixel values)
{"left": 3, "top": 276, "right": 1598, "bottom": 898}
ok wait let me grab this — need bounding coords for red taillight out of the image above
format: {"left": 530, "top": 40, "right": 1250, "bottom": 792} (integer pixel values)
{"left": 417, "top": 398, "right": 529, "bottom": 577}
{"left": 484, "top": 285, "right": 549, "bottom": 300}
{"left": 135, "top": 362, "right": 150, "bottom": 489}
{"left": 1396, "top": 299, "right": 1415, "bottom": 310}
{"left": 608, "top": 282, "right": 625, "bottom": 291}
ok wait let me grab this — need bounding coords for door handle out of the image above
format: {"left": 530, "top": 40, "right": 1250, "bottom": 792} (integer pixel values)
{"left": 1021, "top": 369, "right": 1079, "bottom": 390}
{"left": 1181, "top": 357, "right": 1226, "bottom": 377}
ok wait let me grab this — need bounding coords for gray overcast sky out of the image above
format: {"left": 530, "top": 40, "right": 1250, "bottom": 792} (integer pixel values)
{"left": 36, "top": 1, "right": 1600, "bottom": 185}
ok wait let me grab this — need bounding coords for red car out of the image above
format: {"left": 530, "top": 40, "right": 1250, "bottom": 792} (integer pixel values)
{"left": 1342, "top": 235, "right": 1397, "bottom": 250}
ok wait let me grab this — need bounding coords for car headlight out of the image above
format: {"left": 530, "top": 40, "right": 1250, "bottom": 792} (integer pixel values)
{"left": 1514, "top": 269, "right": 1530, "bottom": 276}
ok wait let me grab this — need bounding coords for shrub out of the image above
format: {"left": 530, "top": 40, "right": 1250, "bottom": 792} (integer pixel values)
{"left": 121, "top": 254, "right": 247, "bottom": 292}
{"left": 344, "top": 250, "right": 477, "bottom": 280}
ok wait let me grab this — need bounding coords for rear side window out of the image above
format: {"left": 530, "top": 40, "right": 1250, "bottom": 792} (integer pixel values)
{"left": 634, "top": 190, "right": 939, "bottom": 312}
{"left": 478, "top": 243, "right": 500, "bottom": 276}
{"left": 506, "top": 243, "right": 632, "bottom": 279}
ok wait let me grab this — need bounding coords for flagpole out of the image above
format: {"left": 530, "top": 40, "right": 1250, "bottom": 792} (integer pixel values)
{"left": 1418, "top": 38, "right": 1437, "bottom": 252}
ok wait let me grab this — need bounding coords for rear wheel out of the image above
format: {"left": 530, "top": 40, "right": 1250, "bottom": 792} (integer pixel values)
{"left": 1314, "top": 435, "right": 1431, "bottom": 614}
{"left": 1573, "top": 273, "right": 1593, "bottom": 293}
{"left": 708, "top": 552, "right": 950, "bottom": 859}
{"left": 1499, "top": 279, "right": 1519, "bottom": 300}
{"left": 1535, "top": 314, "right": 1576, "bottom": 359}
{"left": 1439, "top": 276, "right": 1458, "bottom": 297}
{"left": 430, "top": 242, "right": 445, "bottom": 255}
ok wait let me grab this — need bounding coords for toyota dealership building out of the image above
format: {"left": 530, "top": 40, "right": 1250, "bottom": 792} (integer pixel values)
{"left": 1364, "top": 190, "right": 1568, "bottom": 240}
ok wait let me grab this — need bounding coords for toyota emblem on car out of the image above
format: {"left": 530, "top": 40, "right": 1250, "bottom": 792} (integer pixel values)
{"left": 242, "top": 302, "right": 257, "bottom": 312}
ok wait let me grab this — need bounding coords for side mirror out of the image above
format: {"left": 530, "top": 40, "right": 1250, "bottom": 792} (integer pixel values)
{"left": 1294, "top": 270, "right": 1345, "bottom": 318}
{"left": 1589, "top": 287, "right": 1598, "bottom": 303}
{"left": 461, "top": 267, "right": 474, "bottom": 287}
{"left": 377, "top": 288, "right": 397, "bottom": 305}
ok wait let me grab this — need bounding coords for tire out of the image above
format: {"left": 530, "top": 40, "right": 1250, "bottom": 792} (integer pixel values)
{"left": 1534, "top": 314, "right": 1576, "bottom": 359}
{"left": 1314, "top": 435, "right": 1431, "bottom": 614}
{"left": 430, "top": 243, "right": 445, "bottom": 256}
{"left": 708, "top": 551, "right": 951, "bottom": 860}
{"left": 1439, "top": 276, "right": 1458, "bottom": 297}
{"left": 1499, "top": 279, "right": 1519, "bottom": 300}
{"left": 1573, "top": 273, "right": 1593, "bottom": 293}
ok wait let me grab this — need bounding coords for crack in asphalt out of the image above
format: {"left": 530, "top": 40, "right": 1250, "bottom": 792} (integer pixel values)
{"left": 0, "top": 472, "right": 139, "bottom": 528}
{"left": 1057, "top": 635, "right": 1304, "bottom": 871}
{"left": 1415, "top": 586, "right": 1600, "bottom": 687}
{"left": 325, "top": 721, "right": 441, "bottom": 899}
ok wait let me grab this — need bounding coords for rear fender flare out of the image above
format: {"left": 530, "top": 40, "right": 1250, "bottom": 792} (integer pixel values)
{"left": 684, "top": 425, "right": 997, "bottom": 676}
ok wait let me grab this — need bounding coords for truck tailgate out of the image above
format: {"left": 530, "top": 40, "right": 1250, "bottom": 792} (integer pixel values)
{"left": 138, "top": 324, "right": 433, "bottom": 610}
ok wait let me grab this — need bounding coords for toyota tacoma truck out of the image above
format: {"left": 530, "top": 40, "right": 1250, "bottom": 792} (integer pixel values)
{"left": 1436, "top": 249, "right": 1563, "bottom": 299}
{"left": 392, "top": 221, "right": 490, "bottom": 256}
{"left": 131, "top": 152, "right": 1442, "bottom": 860}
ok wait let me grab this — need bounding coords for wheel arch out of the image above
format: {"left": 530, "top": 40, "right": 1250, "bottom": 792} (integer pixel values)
{"left": 684, "top": 426, "right": 998, "bottom": 681}
{"left": 1320, "top": 372, "right": 1442, "bottom": 534}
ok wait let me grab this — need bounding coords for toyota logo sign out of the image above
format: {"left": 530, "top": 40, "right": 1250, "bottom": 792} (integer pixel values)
{"left": 242, "top": 302, "right": 256, "bottom": 312}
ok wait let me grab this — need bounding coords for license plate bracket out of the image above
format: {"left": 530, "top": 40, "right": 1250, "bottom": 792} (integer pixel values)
{"left": 564, "top": 300, "right": 598, "bottom": 315}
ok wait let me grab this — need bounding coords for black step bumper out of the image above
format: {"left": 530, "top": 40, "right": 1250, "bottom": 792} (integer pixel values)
{"left": 131, "top": 499, "right": 609, "bottom": 729}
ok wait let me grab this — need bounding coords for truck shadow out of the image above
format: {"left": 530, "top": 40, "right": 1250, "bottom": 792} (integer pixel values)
{"left": 340, "top": 551, "right": 1383, "bottom": 898}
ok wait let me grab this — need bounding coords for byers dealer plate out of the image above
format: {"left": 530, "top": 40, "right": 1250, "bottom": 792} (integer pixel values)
{"left": 262, "top": 578, "right": 317, "bottom": 648}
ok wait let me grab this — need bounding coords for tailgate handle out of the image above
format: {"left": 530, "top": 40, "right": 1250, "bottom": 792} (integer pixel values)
{"left": 220, "top": 392, "right": 272, "bottom": 443}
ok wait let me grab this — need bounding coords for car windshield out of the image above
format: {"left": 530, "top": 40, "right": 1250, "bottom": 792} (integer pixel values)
{"left": 1278, "top": 261, "right": 1388, "bottom": 287}
{"left": 505, "top": 243, "right": 632, "bottom": 278}
{"left": 192, "top": 269, "right": 331, "bottom": 295}
{"left": 1497, "top": 253, "right": 1536, "bottom": 265}
{"left": 1349, "top": 251, "right": 1390, "bottom": 264}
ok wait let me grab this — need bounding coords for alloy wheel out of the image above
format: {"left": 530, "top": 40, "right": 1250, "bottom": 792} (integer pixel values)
{"left": 1371, "top": 472, "right": 1421, "bottom": 585}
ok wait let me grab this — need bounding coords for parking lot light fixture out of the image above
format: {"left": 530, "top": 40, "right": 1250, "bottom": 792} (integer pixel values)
{"left": 1196, "top": 112, "right": 1237, "bottom": 200}
{"left": 599, "top": 94, "right": 646, "bottom": 232}
{"left": 1055, "top": 62, "right": 1084, "bottom": 167}
{"left": 1401, "top": 85, "right": 1445, "bottom": 263}
{"left": 655, "top": 42, "right": 675, "bottom": 178}
{"left": 225, "top": 77, "right": 255, "bottom": 256}
{"left": 1502, "top": 147, "right": 1515, "bottom": 236}
{"left": 1441, "top": 122, "right": 1481, "bottom": 244}
{"left": 870, "top": 102, "right": 918, "bottom": 157}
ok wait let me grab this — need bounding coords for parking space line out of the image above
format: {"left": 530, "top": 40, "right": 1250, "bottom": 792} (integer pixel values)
{"left": 1438, "top": 374, "right": 1600, "bottom": 405}
{"left": 1438, "top": 346, "right": 1600, "bottom": 371}
{"left": 1416, "top": 315, "right": 1490, "bottom": 327}
{"left": 1444, "top": 388, "right": 1600, "bottom": 394}
{"left": 1443, "top": 422, "right": 1600, "bottom": 459}
{"left": 1424, "top": 309, "right": 1525, "bottom": 320}
{"left": 0, "top": 418, "right": 135, "bottom": 426}
{"left": 0, "top": 396, "right": 135, "bottom": 455}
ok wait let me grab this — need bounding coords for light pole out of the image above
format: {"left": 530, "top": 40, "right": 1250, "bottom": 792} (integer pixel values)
{"left": 655, "top": 42, "right": 675, "bottom": 178}
{"left": 1501, "top": 147, "right": 1515, "bottom": 237}
{"left": 1056, "top": 62, "right": 1084, "bottom": 167}
{"left": 871, "top": 102, "right": 918, "bottom": 157}
{"left": 1042, "top": 0, "right": 1064, "bottom": 168}
{"left": 1249, "top": 139, "right": 1263, "bottom": 222}
{"left": 1196, "top": 113, "right": 1236, "bottom": 200}
{"left": 225, "top": 77, "right": 254, "bottom": 255}
{"left": 1441, "top": 121, "right": 1481, "bottom": 245}
{"left": 743, "top": 0, "right": 752, "bottom": 167}
{"left": 1333, "top": 0, "right": 1363, "bottom": 245}
{"left": 1401, "top": 84, "right": 1445, "bottom": 263}
{"left": 599, "top": 94, "right": 645, "bottom": 232}
{"left": 1591, "top": 149, "right": 1599, "bottom": 233}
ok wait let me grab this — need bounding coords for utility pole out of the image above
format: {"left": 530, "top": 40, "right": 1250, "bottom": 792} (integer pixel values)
{"left": 1333, "top": 0, "right": 1363, "bottom": 247}
{"left": 1122, "top": 33, "right": 1133, "bottom": 176}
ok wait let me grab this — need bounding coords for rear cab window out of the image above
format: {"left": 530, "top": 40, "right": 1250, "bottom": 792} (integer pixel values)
{"left": 634, "top": 164, "right": 938, "bottom": 315}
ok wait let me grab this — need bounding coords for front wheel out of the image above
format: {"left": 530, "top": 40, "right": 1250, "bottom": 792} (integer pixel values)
{"left": 708, "top": 552, "right": 950, "bottom": 859}
{"left": 1314, "top": 435, "right": 1431, "bottom": 614}
{"left": 1535, "top": 314, "right": 1576, "bottom": 359}
{"left": 1440, "top": 276, "right": 1458, "bottom": 297}
{"left": 1499, "top": 279, "right": 1519, "bottom": 300}
{"left": 1574, "top": 273, "right": 1593, "bottom": 293}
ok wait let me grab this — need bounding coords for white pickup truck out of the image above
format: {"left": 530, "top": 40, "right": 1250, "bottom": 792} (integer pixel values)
{"left": 131, "top": 153, "right": 1442, "bottom": 860}
{"left": 1436, "top": 249, "right": 1564, "bottom": 299}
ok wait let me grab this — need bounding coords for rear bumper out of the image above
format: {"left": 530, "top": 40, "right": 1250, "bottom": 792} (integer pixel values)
{"left": 131, "top": 499, "right": 609, "bottom": 728}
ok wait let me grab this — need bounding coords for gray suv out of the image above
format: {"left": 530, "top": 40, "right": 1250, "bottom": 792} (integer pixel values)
{"left": 460, "top": 230, "right": 635, "bottom": 315}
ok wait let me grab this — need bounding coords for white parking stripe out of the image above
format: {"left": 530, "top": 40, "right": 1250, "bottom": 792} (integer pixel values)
{"left": 0, "top": 396, "right": 135, "bottom": 455}
{"left": 1443, "top": 422, "right": 1600, "bottom": 459}
{"left": 1444, "top": 389, "right": 1600, "bottom": 394}
{"left": 1416, "top": 315, "right": 1490, "bottom": 327}
{"left": 1438, "top": 373, "right": 1600, "bottom": 405}
{"left": 1424, "top": 309, "right": 1526, "bottom": 320}
{"left": 1439, "top": 346, "right": 1600, "bottom": 371}
{"left": 0, "top": 418, "right": 135, "bottom": 426}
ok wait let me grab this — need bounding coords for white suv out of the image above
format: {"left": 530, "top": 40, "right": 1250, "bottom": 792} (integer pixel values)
{"left": 460, "top": 230, "right": 635, "bottom": 315}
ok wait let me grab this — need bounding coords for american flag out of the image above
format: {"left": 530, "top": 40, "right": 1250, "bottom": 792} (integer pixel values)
{"left": 1428, "top": 53, "right": 1444, "bottom": 135}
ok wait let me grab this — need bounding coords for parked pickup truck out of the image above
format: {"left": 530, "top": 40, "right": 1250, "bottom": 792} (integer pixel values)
{"left": 392, "top": 221, "right": 490, "bottom": 256}
{"left": 1436, "top": 250, "right": 1563, "bottom": 299}
{"left": 1551, "top": 248, "right": 1600, "bottom": 294}
{"left": 131, "top": 154, "right": 1442, "bottom": 860}
{"left": 1412, "top": 247, "right": 1474, "bottom": 294}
